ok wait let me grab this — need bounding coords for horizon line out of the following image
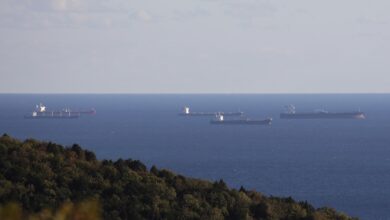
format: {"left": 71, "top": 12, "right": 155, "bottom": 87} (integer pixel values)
{"left": 0, "top": 92, "right": 389, "bottom": 95}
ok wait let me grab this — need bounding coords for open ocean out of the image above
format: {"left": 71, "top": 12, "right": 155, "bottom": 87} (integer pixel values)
{"left": 1, "top": 94, "right": 389, "bottom": 219}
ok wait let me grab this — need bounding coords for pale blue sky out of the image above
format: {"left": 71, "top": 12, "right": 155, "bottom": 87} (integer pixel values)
{"left": 1, "top": 0, "right": 389, "bottom": 93}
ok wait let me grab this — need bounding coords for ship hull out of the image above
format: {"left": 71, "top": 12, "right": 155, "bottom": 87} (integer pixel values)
{"left": 24, "top": 112, "right": 80, "bottom": 119}
{"left": 64, "top": 109, "right": 96, "bottom": 115}
{"left": 210, "top": 119, "right": 272, "bottom": 125}
{"left": 179, "top": 112, "right": 243, "bottom": 116}
{"left": 280, "top": 112, "right": 365, "bottom": 119}
{"left": 24, "top": 115, "right": 79, "bottom": 119}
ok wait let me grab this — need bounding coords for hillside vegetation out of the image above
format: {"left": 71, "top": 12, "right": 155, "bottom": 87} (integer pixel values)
{"left": 0, "top": 134, "right": 356, "bottom": 220}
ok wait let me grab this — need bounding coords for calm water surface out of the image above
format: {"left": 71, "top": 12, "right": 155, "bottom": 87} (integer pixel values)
{"left": 1, "top": 94, "right": 389, "bottom": 219}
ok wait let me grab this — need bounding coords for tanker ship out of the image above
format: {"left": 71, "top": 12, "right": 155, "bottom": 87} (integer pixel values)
{"left": 210, "top": 114, "right": 272, "bottom": 125}
{"left": 280, "top": 105, "right": 366, "bottom": 120}
{"left": 24, "top": 103, "right": 95, "bottom": 119}
{"left": 178, "top": 106, "right": 243, "bottom": 116}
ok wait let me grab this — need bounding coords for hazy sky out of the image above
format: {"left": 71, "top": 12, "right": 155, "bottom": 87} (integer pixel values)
{"left": 1, "top": 0, "right": 389, "bottom": 93}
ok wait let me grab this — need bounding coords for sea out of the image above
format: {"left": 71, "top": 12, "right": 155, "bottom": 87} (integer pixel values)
{"left": 0, "top": 94, "right": 389, "bottom": 220}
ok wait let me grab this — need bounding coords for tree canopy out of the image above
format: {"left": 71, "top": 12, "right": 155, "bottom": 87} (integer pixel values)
{"left": 0, "top": 134, "right": 357, "bottom": 220}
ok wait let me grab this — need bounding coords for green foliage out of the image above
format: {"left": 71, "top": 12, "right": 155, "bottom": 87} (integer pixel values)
{"left": 0, "top": 199, "right": 101, "bottom": 220}
{"left": 0, "top": 135, "right": 358, "bottom": 220}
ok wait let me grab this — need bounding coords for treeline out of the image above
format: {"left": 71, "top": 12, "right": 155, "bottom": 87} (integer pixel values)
{"left": 0, "top": 134, "right": 356, "bottom": 220}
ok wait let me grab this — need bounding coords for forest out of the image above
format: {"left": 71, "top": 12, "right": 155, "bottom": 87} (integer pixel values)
{"left": 0, "top": 134, "right": 356, "bottom": 220}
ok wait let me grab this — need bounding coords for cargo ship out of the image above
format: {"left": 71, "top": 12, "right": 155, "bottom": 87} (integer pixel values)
{"left": 24, "top": 103, "right": 95, "bottom": 119}
{"left": 179, "top": 106, "right": 243, "bottom": 116}
{"left": 210, "top": 114, "right": 272, "bottom": 125}
{"left": 280, "top": 105, "right": 366, "bottom": 120}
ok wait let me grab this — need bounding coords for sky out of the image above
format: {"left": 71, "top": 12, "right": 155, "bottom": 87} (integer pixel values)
{"left": 0, "top": 0, "right": 389, "bottom": 93}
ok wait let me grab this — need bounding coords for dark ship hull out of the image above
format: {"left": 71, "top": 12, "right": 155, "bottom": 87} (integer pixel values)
{"left": 65, "top": 109, "right": 96, "bottom": 115}
{"left": 179, "top": 112, "right": 243, "bottom": 116}
{"left": 179, "top": 106, "right": 243, "bottom": 117}
{"left": 280, "top": 112, "right": 365, "bottom": 119}
{"left": 210, "top": 118, "right": 272, "bottom": 125}
{"left": 24, "top": 113, "right": 80, "bottom": 119}
{"left": 59, "top": 109, "right": 96, "bottom": 115}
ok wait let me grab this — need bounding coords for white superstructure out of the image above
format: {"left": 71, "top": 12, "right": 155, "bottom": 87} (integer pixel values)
{"left": 183, "top": 106, "right": 190, "bottom": 115}
{"left": 36, "top": 103, "right": 46, "bottom": 113}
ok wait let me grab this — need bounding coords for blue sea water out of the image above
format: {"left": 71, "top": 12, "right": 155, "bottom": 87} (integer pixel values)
{"left": 1, "top": 94, "right": 390, "bottom": 219}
